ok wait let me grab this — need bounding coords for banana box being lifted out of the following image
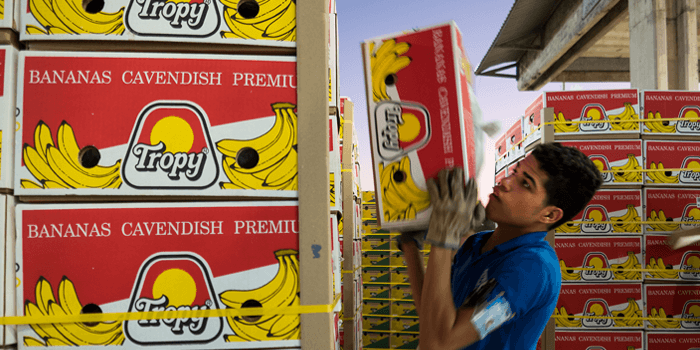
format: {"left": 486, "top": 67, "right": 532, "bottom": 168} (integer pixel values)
{"left": 555, "top": 283, "right": 644, "bottom": 329}
{"left": 555, "top": 236, "right": 643, "bottom": 283}
{"left": 19, "top": 0, "right": 314, "bottom": 47}
{"left": 0, "top": 0, "right": 19, "bottom": 30}
{"left": 644, "top": 284, "right": 700, "bottom": 331}
{"left": 16, "top": 201, "right": 301, "bottom": 349}
{"left": 362, "top": 21, "right": 481, "bottom": 231}
{"left": 559, "top": 140, "right": 644, "bottom": 186}
{"left": 553, "top": 330, "right": 644, "bottom": 350}
{"left": 642, "top": 91, "right": 700, "bottom": 136}
{"left": 554, "top": 189, "right": 642, "bottom": 235}
{"left": 647, "top": 332, "right": 700, "bottom": 350}
{"left": 16, "top": 51, "right": 298, "bottom": 197}
{"left": 0, "top": 46, "right": 17, "bottom": 191}
{"left": 535, "top": 89, "right": 640, "bottom": 136}
{"left": 643, "top": 188, "right": 700, "bottom": 235}
{"left": 645, "top": 234, "right": 700, "bottom": 282}
{"left": 644, "top": 140, "right": 700, "bottom": 186}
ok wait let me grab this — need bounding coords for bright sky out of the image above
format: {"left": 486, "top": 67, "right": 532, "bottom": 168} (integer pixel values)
{"left": 337, "top": 0, "right": 631, "bottom": 204}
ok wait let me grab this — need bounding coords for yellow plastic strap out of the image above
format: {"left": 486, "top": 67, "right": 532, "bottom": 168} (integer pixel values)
{"left": 599, "top": 167, "right": 694, "bottom": 173}
{"left": 551, "top": 314, "right": 700, "bottom": 322}
{"left": 565, "top": 219, "right": 696, "bottom": 225}
{"left": 343, "top": 121, "right": 353, "bottom": 124}
{"left": 342, "top": 169, "right": 353, "bottom": 172}
{"left": 561, "top": 266, "right": 699, "bottom": 273}
{"left": 363, "top": 329, "right": 419, "bottom": 335}
{"left": 342, "top": 266, "right": 362, "bottom": 274}
{"left": 0, "top": 295, "right": 342, "bottom": 326}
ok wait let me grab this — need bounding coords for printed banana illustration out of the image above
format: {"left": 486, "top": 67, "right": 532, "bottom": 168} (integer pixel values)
{"left": 22, "top": 121, "right": 122, "bottom": 189}
{"left": 555, "top": 221, "right": 581, "bottom": 233}
{"left": 24, "top": 277, "right": 124, "bottom": 346}
{"left": 553, "top": 112, "right": 579, "bottom": 133}
{"left": 369, "top": 39, "right": 411, "bottom": 102}
{"left": 647, "top": 162, "right": 679, "bottom": 184}
{"left": 644, "top": 111, "right": 676, "bottom": 133}
{"left": 611, "top": 252, "right": 642, "bottom": 280}
{"left": 218, "top": 103, "right": 298, "bottom": 191}
{"left": 220, "top": 249, "right": 300, "bottom": 341}
{"left": 220, "top": 0, "right": 296, "bottom": 41}
{"left": 609, "top": 103, "right": 639, "bottom": 131}
{"left": 554, "top": 306, "right": 582, "bottom": 327}
{"left": 611, "top": 205, "right": 641, "bottom": 233}
{"left": 613, "top": 298, "right": 643, "bottom": 327}
{"left": 379, "top": 156, "right": 430, "bottom": 222}
{"left": 646, "top": 257, "right": 680, "bottom": 279}
{"left": 648, "top": 307, "right": 681, "bottom": 328}
{"left": 330, "top": 173, "right": 335, "bottom": 206}
{"left": 559, "top": 260, "right": 581, "bottom": 281}
{"left": 646, "top": 210, "right": 680, "bottom": 232}
{"left": 611, "top": 154, "right": 642, "bottom": 183}
{"left": 27, "top": 0, "right": 125, "bottom": 35}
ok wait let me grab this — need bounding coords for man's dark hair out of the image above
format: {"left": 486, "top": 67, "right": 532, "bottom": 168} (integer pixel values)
{"left": 531, "top": 142, "right": 603, "bottom": 230}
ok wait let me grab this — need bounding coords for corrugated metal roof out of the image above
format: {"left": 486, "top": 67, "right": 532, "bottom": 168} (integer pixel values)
{"left": 475, "top": 0, "right": 560, "bottom": 76}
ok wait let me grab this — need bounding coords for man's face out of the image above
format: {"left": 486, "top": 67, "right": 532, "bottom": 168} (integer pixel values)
{"left": 486, "top": 154, "right": 550, "bottom": 228}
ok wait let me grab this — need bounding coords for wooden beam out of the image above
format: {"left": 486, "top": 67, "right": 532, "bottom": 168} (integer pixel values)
{"left": 564, "top": 57, "right": 630, "bottom": 71}
{"left": 297, "top": 0, "right": 334, "bottom": 349}
{"left": 554, "top": 71, "right": 631, "bottom": 81}
{"left": 675, "top": 0, "right": 698, "bottom": 89}
{"left": 341, "top": 100, "right": 357, "bottom": 350}
{"left": 629, "top": 0, "right": 669, "bottom": 89}
{"left": 517, "top": 0, "right": 626, "bottom": 91}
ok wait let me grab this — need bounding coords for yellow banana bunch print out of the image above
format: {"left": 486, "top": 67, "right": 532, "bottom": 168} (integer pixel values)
{"left": 22, "top": 121, "right": 122, "bottom": 189}
{"left": 220, "top": 0, "right": 296, "bottom": 41}
{"left": 379, "top": 156, "right": 430, "bottom": 222}
{"left": 369, "top": 39, "right": 411, "bottom": 102}
{"left": 27, "top": 0, "right": 125, "bottom": 35}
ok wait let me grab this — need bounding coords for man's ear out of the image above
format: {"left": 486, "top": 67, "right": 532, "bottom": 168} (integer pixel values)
{"left": 540, "top": 206, "right": 564, "bottom": 226}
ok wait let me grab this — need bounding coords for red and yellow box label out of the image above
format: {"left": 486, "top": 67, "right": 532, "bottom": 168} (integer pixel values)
{"left": 644, "top": 140, "right": 700, "bottom": 186}
{"left": 555, "top": 283, "right": 643, "bottom": 329}
{"left": 554, "top": 330, "right": 643, "bottom": 350}
{"left": 542, "top": 89, "right": 639, "bottom": 135}
{"left": 644, "top": 188, "right": 700, "bottom": 234}
{"left": 645, "top": 284, "right": 700, "bottom": 331}
{"left": 555, "top": 189, "right": 642, "bottom": 235}
{"left": 559, "top": 140, "right": 643, "bottom": 185}
{"left": 555, "top": 236, "right": 643, "bottom": 283}
{"left": 645, "top": 234, "right": 700, "bottom": 281}
{"left": 643, "top": 90, "right": 700, "bottom": 135}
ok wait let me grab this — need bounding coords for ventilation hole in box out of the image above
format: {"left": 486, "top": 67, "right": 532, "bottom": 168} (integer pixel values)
{"left": 79, "top": 146, "right": 101, "bottom": 169}
{"left": 385, "top": 74, "right": 397, "bottom": 87}
{"left": 81, "top": 303, "right": 103, "bottom": 327}
{"left": 237, "top": 0, "right": 260, "bottom": 19}
{"left": 83, "top": 0, "right": 105, "bottom": 14}
{"left": 240, "top": 299, "right": 263, "bottom": 323}
{"left": 236, "top": 147, "right": 259, "bottom": 169}
{"left": 392, "top": 170, "right": 406, "bottom": 183}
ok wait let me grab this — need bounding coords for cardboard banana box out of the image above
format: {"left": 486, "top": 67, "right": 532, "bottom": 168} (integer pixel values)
{"left": 531, "top": 89, "right": 640, "bottom": 136}
{"left": 0, "top": 46, "right": 17, "bottom": 191}
{"left": 644, "top": 188, "right": 700, "bottom": 234}
{"left": 328, "top": 12, "right": 338, "bottom": 108}
{"left": 555, "top": 189, "right": 643, "bottom": 235}
{"left": 644, "top": 284, "right": 700, "bottom": 331}
{"left": 506, "top": 157, "right": 521, "bottom": 178}
{"left": 647, "top": 332, "right": 700, "bottom": 350}
{"left": 505, "top": 118, "right": 524, "bottom": 165}
{"left": 555, "top": 236, "right": 643, "bottom": 283}
{"left": 0, "top": 0, "right": 18, "bottom": 30}
{"left": 559, "top": 140, "right": 644, "bottom": 186}
{"left": 16, "top": 201, "right": 300, "bottom": 349}
{"left": 645, "top": 234, "right": 700, "bottom": 281}
{"left": 642, "top": 91, "right": 700, "bottom": 135}
{"left": 644, "top": 140, "right": 700, "bottom": 186}
{"left": 19, "top": 0, "right": 338, "bottom": 46}
{"left": 363, "top": 317, "right": 389, "bottom": 332}
{"left": 330, "top": 115, "right": 341, "bottom": 212}
{"left": 339, "top": 97, "right": 350, "bottom": 142}
{"left": 331, "top": 215, "right": 341, "bottom": 310}
{"left": 494, "top": 167, "right": 506, "bottom": 186}
{"left": 390, "top": 317, "right": 419, "bottom": 333}
{"left": 523, "top": 94, "right": 543, "bottom": 149}
{"left": 391, "top": 333, "right": 419, "bottom": 349}
{"left": 553, "top": 330, "right": 644, "bottom": 350}
{"left": 1, "top": 195, "right": 16, "bottom": 346}
{"left": 391, "top": 301, "right": 416, "bottom": 317}
{"left": 555, "top": 283, "right": 644, "bottom": 329}
{"left": 363, "top": 332, "right": 389, "bottom": 349}
{"left": 16, "top": 51, "right": 298, "bottom": 197}
{"left": 362, "top": 191, "right": 376, "bottom": 205}
{"left": 494, "top": 134, "right": 507, "bottom": 172}
{"left": 362, "top": 21, "right": 480, "bottom": 231}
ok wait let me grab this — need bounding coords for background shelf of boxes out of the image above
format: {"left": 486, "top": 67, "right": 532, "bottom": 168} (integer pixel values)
{"left": 495, "top": 89, "right": 700, "bottom": 350}
{"left": 0, "top": 0, "right": 346, "bottom": 349}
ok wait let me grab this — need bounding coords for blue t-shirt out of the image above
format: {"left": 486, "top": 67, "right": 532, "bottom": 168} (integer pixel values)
{"left": 450, "top": 230, "right": 561, "bottom": 350}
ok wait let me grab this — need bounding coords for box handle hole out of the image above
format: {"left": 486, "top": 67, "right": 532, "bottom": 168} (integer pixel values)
{"left": 237, "top": 0, "right": 260, "bottom": 19}
{"left": 83, "top": 0, "right": 105, "bottom": 14}
{"left": 79, "top": 146, "right": 101, "bottom": 169}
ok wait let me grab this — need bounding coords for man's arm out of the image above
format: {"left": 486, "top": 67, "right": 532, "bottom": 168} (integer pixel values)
{"left": 401, "top": 240, "right": 425, "bottom": 312}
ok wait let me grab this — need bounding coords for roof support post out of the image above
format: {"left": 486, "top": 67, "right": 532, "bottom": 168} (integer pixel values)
{"left": 669, "top": 0, "right": 698, "bottom": 90}
{"left": 629, "top": 0, "right": 668, "bottom": 90}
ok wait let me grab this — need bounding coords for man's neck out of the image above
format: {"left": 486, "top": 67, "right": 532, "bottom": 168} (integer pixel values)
{"left": 480, "top": 225, "right": 546, "bottom": 254}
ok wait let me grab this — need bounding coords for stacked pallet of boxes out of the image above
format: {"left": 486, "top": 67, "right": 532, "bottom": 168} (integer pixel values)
{"left": 496, "top": 89, "right": 700, "bottom": 349}
{"left": 11, "top": 0, "right": 340, "bottom": 349}
{"left": 340, "top": 97, "right": 366, "bottom": 350}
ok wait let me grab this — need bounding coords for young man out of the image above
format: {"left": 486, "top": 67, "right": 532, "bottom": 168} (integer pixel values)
{"left": 399, "top": 142, "right": 603, "bottom": 350}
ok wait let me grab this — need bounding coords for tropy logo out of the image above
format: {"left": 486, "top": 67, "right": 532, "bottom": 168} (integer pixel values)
{"left": 680, "top": 251, "right": 700, "bottom": 280}
{"left": 679, "top": 156, "right": 700, "bottom": 184}
{"left": 581, "top": 253, "right": 613, "bottom": 281}
{"left": 374, "top": 101, "right": 431, "bottom": 161}
{"left": 677, "top": 106, "right": 700, "bottom": 133}
{"left": 582, "top": 299, "right": 614, "bottom": 328}
{"left": 122, "top": 101, "right": 219, "bottom": 189}
{"left": 680, "top": 300, "right": 700, "bottom": 329}
{"left": 125, "top": 252, "right": 223, "bottom": 344}
{"left": 589, "top": 155, "right": 614, "bottom": 183}
{"left": 125, "top": 0, "right": 221, "bottom": 37}
{"left": 579, "top": 104, "right": 610, "bottom": 132}
{"left": 581, "top": 205, "right": 612, "bottom": 234}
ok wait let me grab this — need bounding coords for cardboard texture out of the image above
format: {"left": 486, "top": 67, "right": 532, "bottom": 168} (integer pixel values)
{"left": 644, "top": 188, "right": 700, "bottom": 234}
{"left": 645, "top": 234, "right": 700, "bottom": 282}
{"left": 555, "top": 283, "right": 643, "bottom": 329}
{"left": 18, "top": 0, "right": 319, "bottom": 47}
{"left": 16, "top": 201, "right": 300, "bottom": 348}
{"left": 555, "top": 189, "right": 643, "bottom": 235}
{"left": 523, "top": 94, "right": 543, "bottom": 149}
{"left": 555, "top": 236, "right": 643, "bottom": 283}
{"left": 647, "top": 332, "right": 700, "bottom": 350}
{"left": 363, "top": 21, "right": 477, "bottom": 231}
{"left": 391, "top": 333, "right": 419, "bottom": 349}
{"left": 644, "top": 140, "right": 700, "bottom": 186}
{"left": 339, "top": 97, "right": 350, "bottom": 142}
{"left": 0, "top": 45, "right": 17, "bottom": 191}
{"left": 16, "top": 51, "right": 298, "bottom": 197}
{"left": 330, "top": 115, "right": 341, "bottom": 212}
{"left": 331, "top": 215, "right": 341, "bottom": 309}
{"left": 535, "top": 89, "right": 640, "bottom": 136}
{"left": 2, "top": 195, "right": 16, "bottom": 346}
{"left": 0, "top": 0, "right": 18, "bottom": 30}
{"left": 552, "top": 330, "right": 644, "bottom": 350}
{"left": 642, "top": 91, "right": 700, "bottom": 136}
{"left": 644, "top": 284, "right": 700, "bottom": 331}
{"left": 559, "top": 140, "right": 643, "bottom": 186}
{"left": 504, "top": 118, "right": 524, "bottom": 164}
{"left": 494, "top": 134, "right": 507, "bottom": 172}
{"left": 328, "top": 13, "right": 338, "bottom": 108}
{"left": 363, "top": 332, "right": 389, "bottom": 349}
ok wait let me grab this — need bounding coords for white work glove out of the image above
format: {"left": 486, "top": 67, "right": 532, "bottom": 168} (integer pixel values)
{"left": 425, "top": 167, "right": 486, "bottom": 249}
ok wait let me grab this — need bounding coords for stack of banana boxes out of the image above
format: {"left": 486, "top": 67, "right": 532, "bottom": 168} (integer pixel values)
{"left": 7, "top": 1, "right": 345, "bottom": 350}
{"left": 338, "top": 96, "right": 366, "bottom": 350}
{"left": 497, "top": 89, "right": 700, "bottom": 350}
{"left": 360, "top": 190, "right": 430, "bottom": 350}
